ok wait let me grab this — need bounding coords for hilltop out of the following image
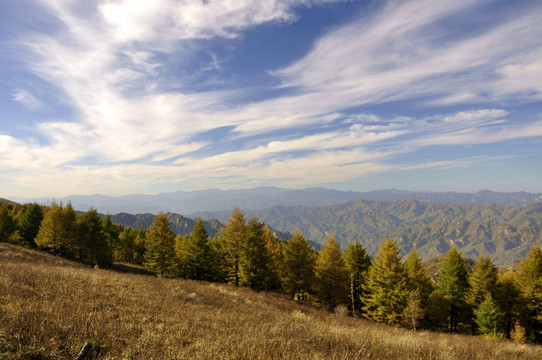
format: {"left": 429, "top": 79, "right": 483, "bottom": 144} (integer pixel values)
{"left": 1, "top": 242, "right": 540, "bottom": 360}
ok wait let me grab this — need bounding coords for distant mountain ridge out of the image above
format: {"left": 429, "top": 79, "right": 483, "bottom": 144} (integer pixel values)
{"left": 10, "top": 187, "right": 542, "bottom": 215}
{"left": 243, "top": 199, "right": 542, "bottom": 266}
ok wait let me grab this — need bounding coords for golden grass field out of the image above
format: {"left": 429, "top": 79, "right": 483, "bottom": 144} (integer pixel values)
{"left": 1, "top": 242, "right": 541, "bottom": 359}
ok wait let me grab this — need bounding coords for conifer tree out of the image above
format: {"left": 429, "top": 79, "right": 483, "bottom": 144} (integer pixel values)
{"left": 0, "top": 204, "right": 16, "bottom": 243}
{"left": 262, "top": 224, "right": 283, "bottom": 291}
{"left": 517, "top": 246, "right": 542, "bottom": 342}
{"left": 116, "top": 227, "right": 136, "bottom": 263}
{"left": 18, "top": 203, "right": 43, "bottom": 247}
{"left": 78, "top": 208, "right": 112, "bottom": 267}
{"left": 497, "top": 270, "right": 521, "bottom": 338}
{"left": 183, "top": 217, "right": 214, "bottom": 280}
{"left": 469, "top": 255, "right": 498, "bottom": 306}
{"left": 144, "top": 213, "right": 176, "bottom": 277}
{"left": 475, "top": 293, "right": 503, "bottom": 337}
{"left": 315, "top": 235, "right": 349, "bottom": 310}
{"left": 438, "top": 247, "right": 470, "bottom": 333}
{"left": 133, "top": 226, "right": 146, "bottom": 264}
{"left": 344, "top": 241, "right": 371, "bottom": 316}
{"left": 35, "top": 202, "right": 78, "bottom": 257}
{"left": 219, "top": 208, "right": 246, "bottom": 286}
{"left": 282, "top": 230, "right": 316, "bottom": 299}
{"left": 405, "top": 248, "right": 433, "bottom": 308}
{"left": 363, "top": 238, "right": 409, "bottom": 325}
{"left": 240, "top": 215, "right": 272, "bottom": 290}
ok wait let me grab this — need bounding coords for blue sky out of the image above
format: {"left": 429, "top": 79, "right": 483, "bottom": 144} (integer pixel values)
{"left": 1, "top": 0, "right": 541, "bottom": 197}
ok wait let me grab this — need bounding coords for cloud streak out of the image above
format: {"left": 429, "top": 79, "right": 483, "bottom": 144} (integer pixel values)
{"left": 1, "top": 0, "right": 541, "bottom": 196}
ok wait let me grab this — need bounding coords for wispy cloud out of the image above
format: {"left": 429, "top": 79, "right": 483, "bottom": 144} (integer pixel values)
{"left": 1, "top": 0, "right": 541, "bottom": 196}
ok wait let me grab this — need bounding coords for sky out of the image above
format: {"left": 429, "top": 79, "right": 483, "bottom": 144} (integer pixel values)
{"left": 1, "top": 0, "right": 541, "bottom": 198}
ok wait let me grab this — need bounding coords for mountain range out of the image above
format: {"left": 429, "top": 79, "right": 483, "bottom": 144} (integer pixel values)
{"left": 10, "top": 187, "right": 542, "bottom": 215}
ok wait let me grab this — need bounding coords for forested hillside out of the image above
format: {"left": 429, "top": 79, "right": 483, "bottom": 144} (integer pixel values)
{"left": 251, "top": 199, "right": 542, "bottom": 266}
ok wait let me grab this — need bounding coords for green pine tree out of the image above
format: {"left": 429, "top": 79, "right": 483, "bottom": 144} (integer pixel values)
{"left": 116, "top": 227, "right": 136, "bottom": 263}
{"left": 219, "top": 208, "right": 246, "bottom": 286}
{"left": 363, "top": 238, "right": 410, "bottom": 325}
{"left": 315, "top": 234, "right": 349, "bottom": 311}
{"left": 344, "top": 241, "right": 371, "bottom": 316}
{"left": 144, "top": 213, "right": 176, "bottom": 277}
{"left": 282, "top": 230, "right": 316, "bottom": 299}
{"left": 438, "top": 247, "right": 470, "bottom": 333}
{"left": 475, "top": 293, "right": 503, "bottom": 337}
{"left": 240, "top": 215, "right": 272, "bottom": 290}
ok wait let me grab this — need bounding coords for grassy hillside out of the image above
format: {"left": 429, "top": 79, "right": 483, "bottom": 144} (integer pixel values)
{"left": 1, "top": 243, "right": 540, "bottom": 359}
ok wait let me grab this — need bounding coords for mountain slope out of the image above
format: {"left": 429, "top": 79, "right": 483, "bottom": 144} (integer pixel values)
{"left": 250, "top": 199, "right": 542, "bottom": 266}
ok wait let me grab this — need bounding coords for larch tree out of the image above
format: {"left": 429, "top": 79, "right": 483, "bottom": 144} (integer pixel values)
{"left": 344, "top": 241, "right": 371, "bottom": 316}
{"left": 77, "top": 208, "right": 112, "bottom": 268}
{"left": 240, "top": 215, "right": 272, "bottom": 290}
{"left": 35, "top": 202, "right": 78, "bottom": 257}
{"left": 405, "top": 248, "right": 433, "bottom": 307}
{"left": 497, "top": 270, "right": 522, "bottom": 339}
{"left": 517, "top": 246, "right": 542, "bottom": 342}
{"left": 438, "top": 247, "right": 470, "bottom": 333}
{"left": 0, "top": 204, "right": 16, "bottom": 243}
{"left": 183, "top": 217, "right": 214, "bottom": 281}
{"left": 315, "top": 234, "right": 349, "bottom": 311}
{"left": 18, "top": 203, "right": 43, "bottom": 247}
{"left": 262, "top": 224, "right": 283, "bottom": 291}
{"left": 282, "top": 230, "right": 316, "bottom": 299}
{"left": 363, "top": 238, "right": 410, "bottom": 325}
{"left": 475, "top": 293, "right": 503, "bottom": 337}
{"left": 469, "top": 255, "right": 498, "bottom": 306}
{"left": 219, "top": 208, "right": 246, "bottom": 286}
{"left": 144, "top": 213, "right": 176, "bottom": 277}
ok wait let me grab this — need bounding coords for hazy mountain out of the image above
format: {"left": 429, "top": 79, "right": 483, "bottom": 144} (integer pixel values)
{"left": 241, "top": 199, "right": 542, "bottom": 267}
{"left": 106, "top": 212, "right": 301, "bottom": 246}
{"left": 11, "top": 187, "right": 542, "bottom": 215}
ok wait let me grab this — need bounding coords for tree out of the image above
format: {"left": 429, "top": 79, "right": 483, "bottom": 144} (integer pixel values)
{"left": 0, "top": 204, "right": 16, "bottom": 243}
{"left": 403, "top": 290, "right": 423, "bottom": 330}
{"left": 438, "top": 247, "right": 470, "bottom": 333}
{"left": 116, "top": 227, "right": 136, "bottom": 263}
{"left": 240, "top": 215, "right": 272, "bottom": 290}
{"left": 183, "top": 217, "right": 215, "bottom": 280}
{"left": 469, "top": 255, "right": 498, "bottom": 306}
{"left": 497, "top": 270, "right": 522, "bottom": 339}
{"left": 314, "top": 235, "right": 349, "bottom": 311}
{"left": 35, "top": 202, "right": 78, "bottom": 257}
{"left": 219, "top": 208, "right": 246, "bottom": 286}
{"left": 344, "top": 241, "right": 371, "bottom": 316}
{"left": 475, "top": 293, "right": 503, "bottom": 337}
{"left": 144, "top": 213, "right": 176, "bottom": 277}
{"left": 517, "top": 246, "right": 542, "bottom": 342}
{"left": 405, "top": 248, "right": 433, "bottom": 308}
{"left": 282, "top": 230, "right": 316, "bottom": 299}
{"left": 78, "top": 208, "right": 112, "bottom": 268}
{"left": 363, "top": 238, "right": 410, "bottom": 325}
{"left": 262, "top": 224, "right": 283, "bottom": 291}
{"left": 18, "top": 203, "right": 43, "bottom": 247}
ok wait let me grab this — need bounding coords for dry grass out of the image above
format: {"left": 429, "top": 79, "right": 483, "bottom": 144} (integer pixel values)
{"left": 1, "top": 243, "right": 541, "bottom": 360}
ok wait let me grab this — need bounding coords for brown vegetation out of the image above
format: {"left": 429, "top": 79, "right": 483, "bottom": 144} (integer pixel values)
{"left": 1, "top": 243, "right": 540, "bottom": 359}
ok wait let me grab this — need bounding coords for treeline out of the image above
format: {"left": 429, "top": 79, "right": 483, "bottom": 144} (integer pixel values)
{"left": 1, "top": 202, "right": 541, "bottom": 343}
